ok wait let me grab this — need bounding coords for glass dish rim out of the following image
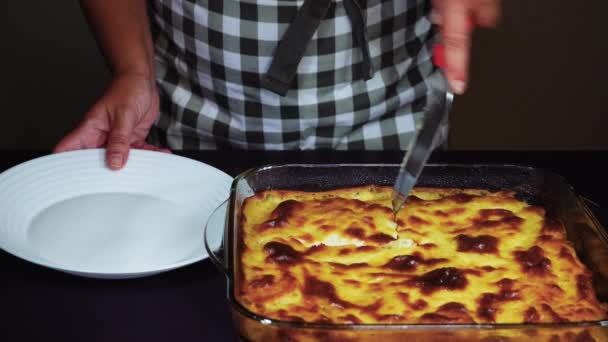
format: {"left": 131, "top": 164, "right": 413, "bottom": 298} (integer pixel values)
{"left": 220, "top": 162, "right": 608, "bottom": 330}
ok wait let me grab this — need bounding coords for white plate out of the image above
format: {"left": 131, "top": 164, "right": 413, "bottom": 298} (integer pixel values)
{"left": 0, "top": 149, "right": 232, "bottom": 279}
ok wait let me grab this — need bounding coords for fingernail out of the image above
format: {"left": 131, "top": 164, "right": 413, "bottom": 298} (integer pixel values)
{"left": 451, "top": 80, "right": 467, "bottom": 94}
{"left": 109, "top": 154, "right": 123, "bottom": 169}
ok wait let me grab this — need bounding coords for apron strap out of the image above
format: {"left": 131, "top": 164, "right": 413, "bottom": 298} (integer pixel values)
{"left": 343, "top": 0, "right": 374, "bottom": 80}
{"left": 261, "top": 0, "right": 374, "bottom": 96}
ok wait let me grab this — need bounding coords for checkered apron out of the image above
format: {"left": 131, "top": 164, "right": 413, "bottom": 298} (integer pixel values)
{"left": 148, "top": 0, "right": 437, "bottom": 150}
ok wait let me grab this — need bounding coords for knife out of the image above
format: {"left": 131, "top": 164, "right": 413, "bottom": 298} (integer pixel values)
{"left": 392, "top": 48, "right": 453, "bottom": 214}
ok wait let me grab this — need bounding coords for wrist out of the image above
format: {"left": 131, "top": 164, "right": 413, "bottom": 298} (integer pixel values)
{"left": 114, "top": 64, "right": 155, "bottom": 83}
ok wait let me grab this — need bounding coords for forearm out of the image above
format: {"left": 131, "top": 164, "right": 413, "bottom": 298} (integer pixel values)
{"left": 80, "top": 0, "right": 155, "bottom": 82}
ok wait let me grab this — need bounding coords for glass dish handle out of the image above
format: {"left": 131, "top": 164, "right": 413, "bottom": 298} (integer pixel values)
{"left": 204, "top": 199, "right": 229, "bottom": 276}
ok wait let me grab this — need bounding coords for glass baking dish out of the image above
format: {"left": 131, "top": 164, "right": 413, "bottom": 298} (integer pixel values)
{"left": 205, "top": 164, "right": 608, "bottom": 341}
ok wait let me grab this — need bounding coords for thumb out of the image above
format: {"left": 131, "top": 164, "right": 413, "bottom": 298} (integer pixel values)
{"left": 442, "top": 0, "right": 471, "bottom": 94}
{"left": 106, "top": 109, "right": 136, "bottom": 170}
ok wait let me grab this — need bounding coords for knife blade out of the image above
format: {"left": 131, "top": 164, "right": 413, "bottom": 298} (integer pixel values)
{"left": 392, "top": 69, "right": 453, "bottom": 214}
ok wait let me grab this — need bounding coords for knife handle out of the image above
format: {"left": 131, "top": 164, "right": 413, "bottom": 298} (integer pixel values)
{"left": 432, "top": 44, "right": 446, "bottom": 68}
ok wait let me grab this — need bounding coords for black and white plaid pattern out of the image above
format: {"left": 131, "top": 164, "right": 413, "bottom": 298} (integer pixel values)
{"left": 148, "top": 0, "right": 436, "bottom": 150}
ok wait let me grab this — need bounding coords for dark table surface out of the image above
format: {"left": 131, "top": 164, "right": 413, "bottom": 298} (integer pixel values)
{"left": 2, "top": 150, "right": 607, "bottom": 341}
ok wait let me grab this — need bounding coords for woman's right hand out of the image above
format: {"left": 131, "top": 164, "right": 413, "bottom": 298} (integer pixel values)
{"left": 432, "top": 0, "right": 501, "bottom": 93}
{"left": 54, "top": 71, "right": 170, "bottom": 170}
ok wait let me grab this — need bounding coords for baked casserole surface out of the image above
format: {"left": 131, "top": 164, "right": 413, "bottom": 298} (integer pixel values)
{"left": 236, "top": 186, "right": 606, "bottom": 324}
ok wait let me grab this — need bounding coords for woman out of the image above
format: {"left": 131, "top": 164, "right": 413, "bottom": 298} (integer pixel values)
{"left": 55, "top": 0, "right": 499, "bottom": 169}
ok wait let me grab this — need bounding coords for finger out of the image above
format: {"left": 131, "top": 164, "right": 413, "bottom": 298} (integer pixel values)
{"left": 430, "top": 10, "right": 443, "bottom": 26}
{"left": 106, "top": 109, "right": 136, "bottom": 170}
{"left": 53, "top": 117, "right": 106, "bottom": 153}
{"left": 132, "top": 141, "right": 172, "bottom": 154}
{"left": 53, "top": 127, "right": 88, "bottom": 153}
{"left": 430, "top": 0, "right": 444, "bottom": 25}
{"left": 473, "top": 0, "right": 500, "bottom": 27}
{"left": 431, "top": 0, "right": 445, "bottom": 13}
{"left": 442, "top": 0, "right": 471, "bottom": 94}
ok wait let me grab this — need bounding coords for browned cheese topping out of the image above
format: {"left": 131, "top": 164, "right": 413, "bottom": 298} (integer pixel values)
{"left": 236, "top": 186, "right": 606, "bottom": 324}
